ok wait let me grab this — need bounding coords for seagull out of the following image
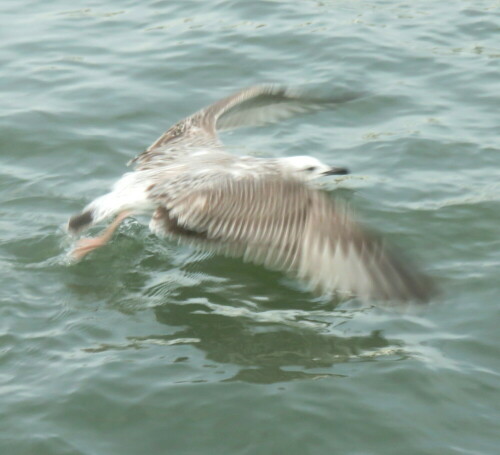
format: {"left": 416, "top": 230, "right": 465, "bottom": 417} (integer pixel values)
{"left": 68, "top": 85, "right": 434, "bottom": 302}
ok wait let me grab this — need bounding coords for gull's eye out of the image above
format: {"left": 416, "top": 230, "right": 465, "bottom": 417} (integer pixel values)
{"left": 305, "top": 166, "right": 317, "bottom": 172}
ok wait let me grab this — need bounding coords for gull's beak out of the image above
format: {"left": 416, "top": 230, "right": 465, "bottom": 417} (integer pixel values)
{"left": 323, "top": 166, "right": 349, "bottom": 176}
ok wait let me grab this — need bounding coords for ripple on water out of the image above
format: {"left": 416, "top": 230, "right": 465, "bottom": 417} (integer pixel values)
{"left": 1, "top": 0, "right": 500, "bottom": 453}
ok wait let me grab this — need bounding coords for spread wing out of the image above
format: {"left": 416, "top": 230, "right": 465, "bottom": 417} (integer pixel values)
{"left": 130, "top": 84, "right": 361, "bottom": 169}
{"left": 201, "top": 85, "right": 355, "bottom": 132}
{"left": 147, "top": 173, "right": 435, "bottom": 303}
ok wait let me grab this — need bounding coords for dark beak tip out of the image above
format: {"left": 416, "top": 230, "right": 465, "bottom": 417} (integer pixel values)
{"left": 325, "top": 167, "right": 349, "bottom": 176}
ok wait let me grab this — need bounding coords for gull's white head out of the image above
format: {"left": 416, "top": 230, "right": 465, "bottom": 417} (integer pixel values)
{"left": 277, "top": 155, "right": 349, "bottom": 181}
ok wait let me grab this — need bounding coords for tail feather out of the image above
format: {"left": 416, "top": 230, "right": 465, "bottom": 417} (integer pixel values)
{"left": 68, "top": 210, "right": 94, "bottom": 234}
{"left": 68, "top": 172, "right": 155, "bottom": 234}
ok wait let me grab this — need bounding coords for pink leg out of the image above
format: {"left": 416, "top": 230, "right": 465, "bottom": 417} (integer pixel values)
{"left": 70, "top": 211, "right": 131, "bottom": 261}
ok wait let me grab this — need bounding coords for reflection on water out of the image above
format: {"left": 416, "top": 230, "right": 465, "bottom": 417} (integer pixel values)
{"left": 153, "top": 295, "right": 400, "bottom": 384}
{"left": 81, "top": 297, "right": 402, "bottom": 384}
{"left": 76, "top": 267, "right": 407, "bottom": 384}
{"left": 64, "top": 227, "right": 415, "bottom": 384}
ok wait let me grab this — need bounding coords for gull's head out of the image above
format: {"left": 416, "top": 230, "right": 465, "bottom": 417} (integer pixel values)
{"left": 277, "top": 156, "right": 349, "bottom": 181}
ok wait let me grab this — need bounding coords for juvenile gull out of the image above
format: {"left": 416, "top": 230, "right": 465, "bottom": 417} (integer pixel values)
{"left": 68, "top": 85, "right": 434, "bottom": 302}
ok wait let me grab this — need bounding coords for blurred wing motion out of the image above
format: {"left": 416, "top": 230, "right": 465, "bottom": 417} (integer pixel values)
{"left": 69, "top": 83, "right": 433, "bottom": 303}
{"left": 130, "top": 84, "right": 361, "bottom": 168}
{"left": 148, "top": 173, "right": 435, "bottom": 303}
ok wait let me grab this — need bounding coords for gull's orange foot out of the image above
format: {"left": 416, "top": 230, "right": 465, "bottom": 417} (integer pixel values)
{"left": 70, "top": 237, "right": 107, "bottom": 261}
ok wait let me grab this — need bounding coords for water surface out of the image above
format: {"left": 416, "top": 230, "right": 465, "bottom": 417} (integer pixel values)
{"left": 1, "top": 1, "right": 499, "bottom": 454}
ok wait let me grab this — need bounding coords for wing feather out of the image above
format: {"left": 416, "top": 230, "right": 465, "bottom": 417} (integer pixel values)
{"left": 131, "top": 85, "right": 361, "bottom": 169}
{"left": 149, "top": 173, "right": 434, "bottom": 302}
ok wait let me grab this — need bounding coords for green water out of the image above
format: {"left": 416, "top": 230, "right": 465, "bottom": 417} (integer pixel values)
{"left": 2, "top": 1, "right": 499, "bottom": 454}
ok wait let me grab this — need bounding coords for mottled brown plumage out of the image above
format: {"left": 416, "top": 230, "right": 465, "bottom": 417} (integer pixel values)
{"left": 147, "top": 171, "right": 434, "bottom": 302}
{"left": 129, "top": 85, "right": 356, "bottom": 170}
{"left": 69, "top": 84, "right": 435, "bottom": 303}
